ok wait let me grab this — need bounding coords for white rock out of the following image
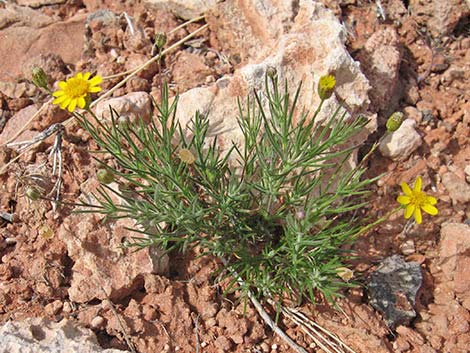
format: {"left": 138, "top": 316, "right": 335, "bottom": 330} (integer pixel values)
{"left": 143, "top": 0, "right": 219, "bottom": 20}
{"left": 379, "top": 119, "right": 422, "bottom": 160}
{"left": 175, "top": 1, "right": 374, "bottom": 159}
{"left": 400, "top": 240, "right": 416, "bottom": 255}
{"left": 0, "top": 317, "right": 126, "bottom": 353}
{"left": 94, "top": 92, "right": 152, "bottom": 124}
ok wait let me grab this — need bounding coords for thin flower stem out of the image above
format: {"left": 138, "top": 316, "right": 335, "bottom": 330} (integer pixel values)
{"left": 102, "top": 23, "right": 208, "bottom": 80}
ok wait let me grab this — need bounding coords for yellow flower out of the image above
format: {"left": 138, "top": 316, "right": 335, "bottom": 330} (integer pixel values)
{"left": 317, "top": 74, "right": 336, "bottom": 100}
{"left": 52, "top": 72, "right": 102, "bottom": 112}
{"left": 397, "top": 176, "right": 438, "bottom": 224}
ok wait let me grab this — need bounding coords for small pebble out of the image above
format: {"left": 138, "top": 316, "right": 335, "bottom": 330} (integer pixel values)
{"left": 174, "top": 346, "right": 180, "bottom": 351}
{"left": 62, "top": 302, "right": 72, "bottom": 313}
{"left": 271, "top": 343, "right": 278, "bottom": 350}
{"left": 163, "top": 344, "right": 170, "bottom": 351}
{"left": 260, "top": 342, "right": 269, "bottom": 352}
{"left": 91, "top": 315, "right": 105, "bottom": 329}
{"left": 5, "top": 237, "right": 17, "bottom": 245}
{"left": 201, "top": 342, "right": 207, "bottom": 348}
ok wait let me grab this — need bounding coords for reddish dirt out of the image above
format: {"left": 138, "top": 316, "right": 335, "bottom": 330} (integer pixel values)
{"left": 1, "top": 1, "right": 469, "bottom": 353}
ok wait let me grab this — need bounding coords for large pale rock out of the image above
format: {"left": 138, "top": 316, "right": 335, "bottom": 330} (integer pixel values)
{"left": 143, "top": 0, "right": 219, "bottom": 20}
{"left": 94, "top": 92, "right": 152, "bottom": 123}
{"left": 0, "top": 105, "right": 38, "bottom": 145}
{"left": 441, "top": 172, "right": 470, "bottom": 204}
{"left": 176, "top": 1, "right": 373, "bottom": 158}
{"left": 58, "top": 193, "right": 169, "bottom": 303}
{"left": 439, "top": 223, "right": 470, "bottom": 302}
{"left": 379, "top": 119, "right": 422, "bottom": 160}
{"left": 0, "top": 4, "right": 85, "bottom": 81}
{"left": 356, "top": 27, "right": 402, "bottom": 111}
{"left": 0, "top": 317, "right": 126, "bottom": 353}
{"left": 409, "top": 0, "right": 470, "bottom": 37}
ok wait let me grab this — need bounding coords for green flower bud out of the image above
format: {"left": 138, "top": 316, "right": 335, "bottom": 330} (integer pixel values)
{"left": 386, "top": 112, "right": 404, "bottom": 132}
{"left": 97, "top": 168, "right": 115, "bottom": 184}
{"left": 25, "top": 187, "right": 41, "bottom": 200}
{"left": 31, "top": 67, "right": 49, "bottom": 90}
{"left": 154, "top": 32, "right": 167, "bottom": 50}
{"left": 317, "top": 74, "right": 336, "bottom": 100}
{"left": 266, "top": 66, "right": 277, "bottom": 79}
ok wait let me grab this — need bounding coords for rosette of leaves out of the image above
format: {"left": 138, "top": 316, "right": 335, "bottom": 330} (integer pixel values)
{"left": 77, "top": 75, "right": 375, "bottom": 305}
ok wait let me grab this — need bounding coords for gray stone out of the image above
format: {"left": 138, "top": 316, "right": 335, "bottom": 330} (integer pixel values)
{"left": 368, "top": 255, "right": 423, "bottom": 328}
{"left": 0, "top": 317, "right": 126, "bottom": 353}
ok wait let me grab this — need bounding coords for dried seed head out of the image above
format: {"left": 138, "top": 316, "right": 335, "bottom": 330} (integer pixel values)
{"left": 154, "top": 32, "right": 167, "bottom": 50}
{"left": 317, "top": 74, "right": 336, "bottom": 100}
{"left": 337, "top": 267, "right": 354, "bottom": 281}
{"left": 97, "top": 168, "right": 114, "bottom": 184}
{"left": 178, "top": 149, "right": 195, "bottom": 164}
{"left": 31, "top": 67, "right": 49, "bottom": 90}
{"left": 386, "top": 111, "right": 404, "bottom": 132}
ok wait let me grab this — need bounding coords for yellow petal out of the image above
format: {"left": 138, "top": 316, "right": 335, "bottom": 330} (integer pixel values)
{"left": 53, "top": 95, "right": 67, "bottom": 104}
{"left": 67, "top": 99, "right": 77, "bottom": 112}
{"left": 88, "top": 86, "right": 102, "bottom": 93}
{"left": 89, "top": 75, "right": 103, "bottom": 86}
{"left": 425, "top": 196, "right": 437, "bottom": 205}
{"left": 414, "top": 176, "right": 422, "bottom": 192}
{"left": 401, "top": 182, "right": 412, "bottom": 196}
{"left": 83, "top": 72, "right": 91, "bottom": 80}
{"left": 76, "top": 72, "right": 83, "bottom": 79}
{"left": 422, "top": 204, "right": 438, "bottom": 216}
{"left": 404, "top": 204, "right": 415, "bottom": 219}
{"left": 77, "top": 97, "right": 86, "bottom": 108}
{"left": 58, "top": 81, "right": 67, "bottom": 90}
{"left": 397, "top": 195, "right": 411, "bottom": 205}
{"left": 59, "top": 98, "right": 71, "bottom": 109}
{"left": 414, "top": 207, "right": 422, "bottom": 224}
{"left": 52, "top": 90, "right": 64, "bottom": 97}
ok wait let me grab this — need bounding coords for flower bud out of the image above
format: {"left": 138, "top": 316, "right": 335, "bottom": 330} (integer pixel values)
{"left": 266, "top": 66, "right": 277, "bottom": 79}
{"left": 179, "top": 149, "right": 195, "bottom": 164}
{"left": 31, "top": 67, "right": 49, "bottom": 90}
{"left": 154, "top": 32, "right": 167, "bottom": 50}
{"left": 25, "top": 187, "right": 41, "bottom": 200}
{"left": 317, "top": 74, "right": 336, "bottom": 100}
{"left": 386, "top": 111, "right": 404, "bottom": 132}
{"left": 97, "top": 168, "right": 114, "bottom": 184}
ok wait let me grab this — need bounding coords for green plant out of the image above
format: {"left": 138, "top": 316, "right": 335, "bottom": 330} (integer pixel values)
{"left": 77, "top": 74, "right": 376, "bottom": 305}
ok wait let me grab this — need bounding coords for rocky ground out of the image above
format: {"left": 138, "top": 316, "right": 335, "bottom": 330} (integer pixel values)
{"left": 0, "top": 0, "right": 469, "bottom": 352}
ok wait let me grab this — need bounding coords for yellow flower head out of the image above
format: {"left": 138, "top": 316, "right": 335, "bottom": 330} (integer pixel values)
{"left": 317, "top": 74, "right": 336, "bottom": 100}
{"left": 52, "top": 72, "right": 102, "bottom": 112}
{"left": 397, "top": 176, "right": 438, "bottom": 224}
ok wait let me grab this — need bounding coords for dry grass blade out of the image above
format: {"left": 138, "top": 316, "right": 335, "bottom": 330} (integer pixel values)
{"left": 279, "top": 305, "right": 358, "bottom": 353}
